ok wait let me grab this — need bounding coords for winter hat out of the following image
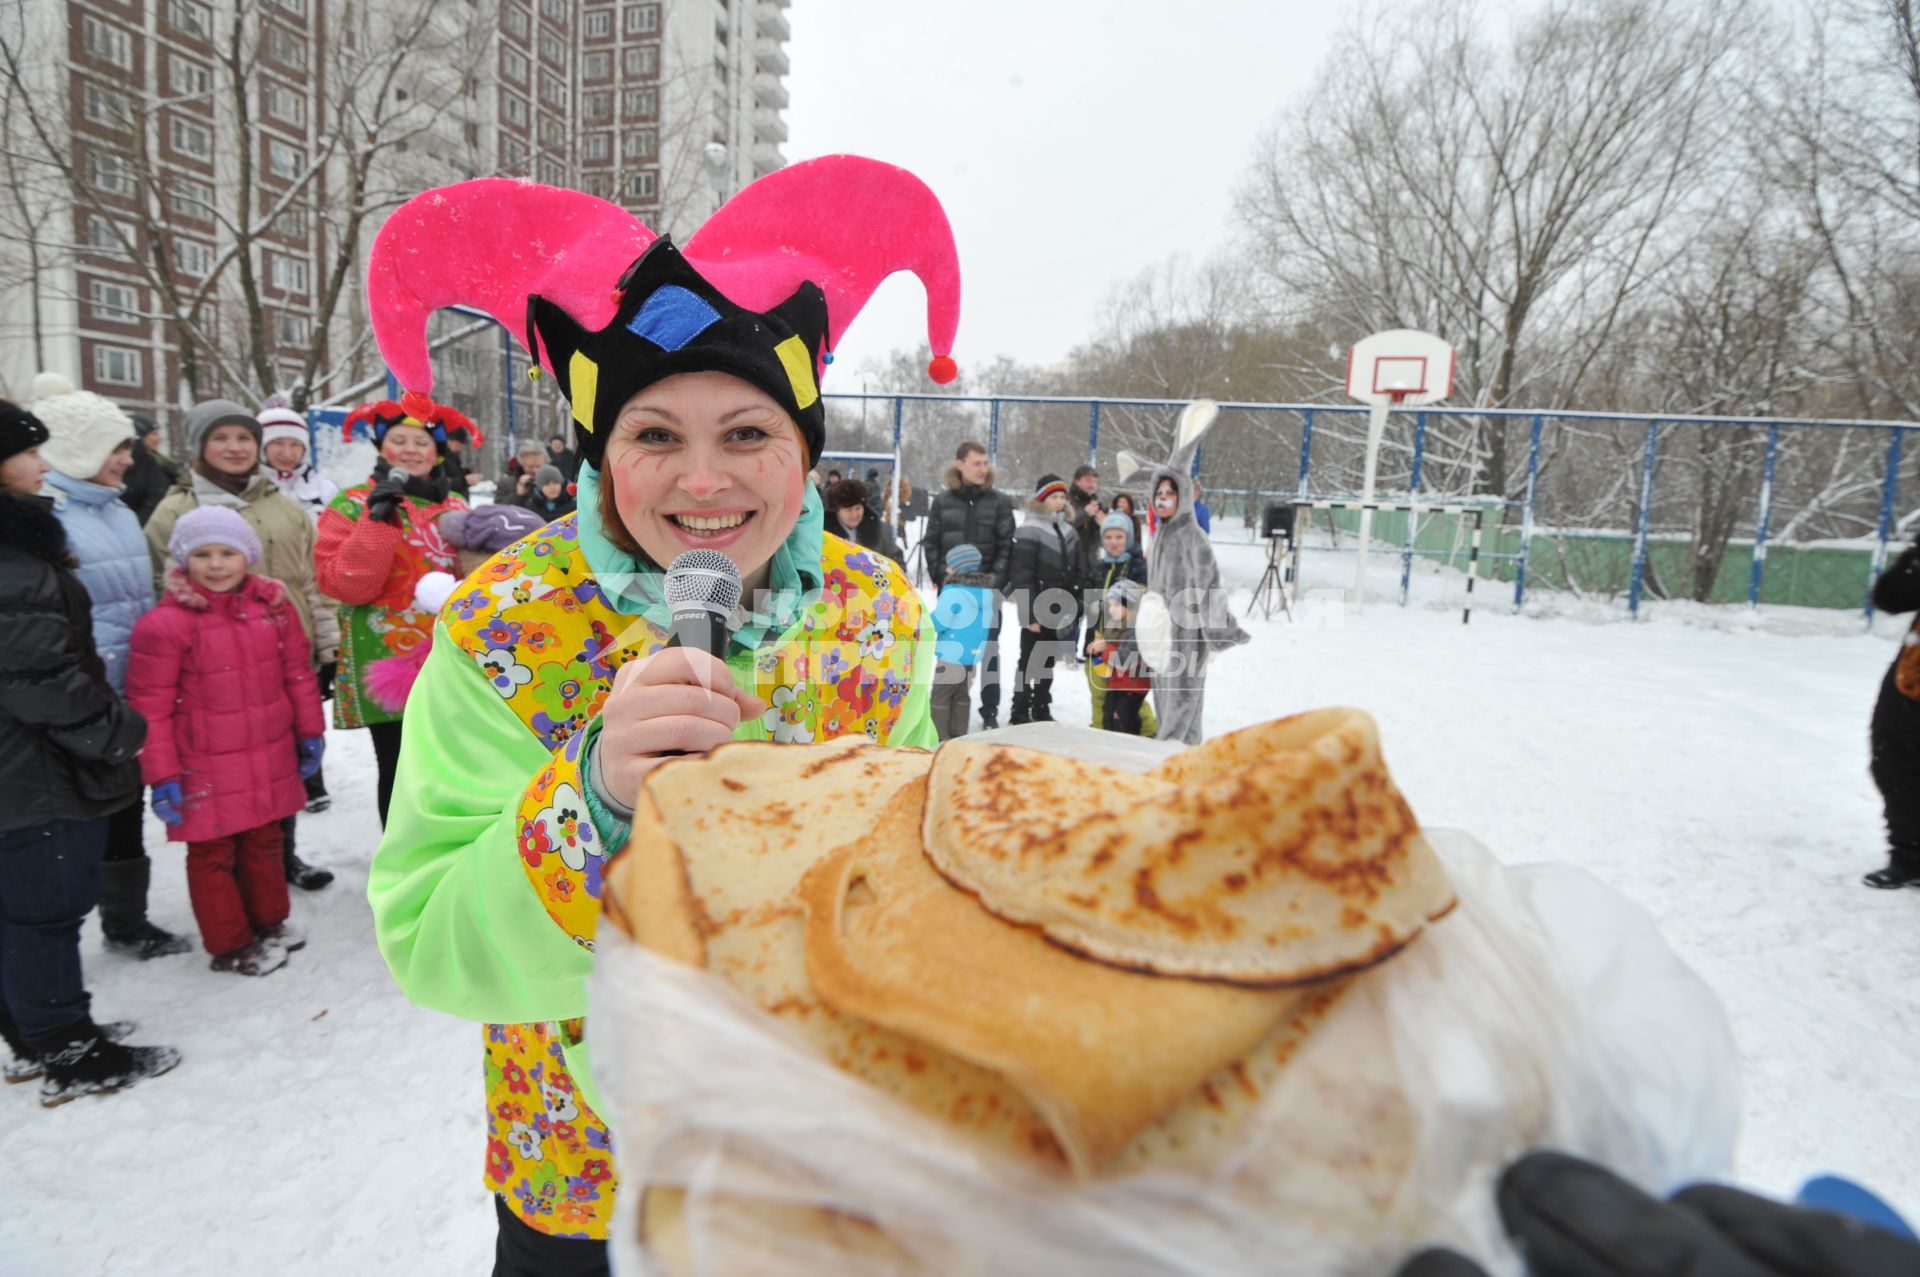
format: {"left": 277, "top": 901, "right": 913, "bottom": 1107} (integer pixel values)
{"left": 1033, "top": 473, "right": 1068, "bottom": 503}
{"left": 29, "top": 372, "right": 136, "bottom": 480}
{"left": 1101, "top": 510, "right": 1135, "bottom": 546}
{"left": 0, "top": 399, "right": 50, "bottom": 464}
{"left": 183, "top": 399, "right": 263, "bottom": 458}
{"left": 826, "top": 478, "right": 869, "bottom": 512}
{"left": 535, "top": 464, "right": 564, "bottom": 487}
{"left": 168, "top": 505, "right": 262, "bottom": 566}
{"left": 364, "top": 156, "right": 963, "bottom": 474}
{"left": 258, "top": 405, "right": 310, "bottom": 457}
{"left": 1106, "top": 577, "right": 1145, "bottom": 611}
{"left": 943, "top": 542, "right": 983, "bottom": 575}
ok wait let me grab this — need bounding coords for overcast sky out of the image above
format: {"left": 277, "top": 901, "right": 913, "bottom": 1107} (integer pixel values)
{"left": 783, "top": 1, "right": 1352, "bottom": 380}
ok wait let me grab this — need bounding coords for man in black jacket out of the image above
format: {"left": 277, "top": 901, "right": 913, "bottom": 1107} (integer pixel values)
{"left": 1868, "top": 541, "right": 1920, "bottom": 889}
{"left": 925, "top": 441, "right": 1016, "bottom": 729}
{"left": 0, "top": 402, "right": 180, "bottom": 1104}
{"left": 1066, "top": 464, "right": 1104, "bottom": 660}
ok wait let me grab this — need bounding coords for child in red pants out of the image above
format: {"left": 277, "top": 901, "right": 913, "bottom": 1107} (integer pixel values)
{"left": 125, "top": 507, "right": 325, "bottom": 975}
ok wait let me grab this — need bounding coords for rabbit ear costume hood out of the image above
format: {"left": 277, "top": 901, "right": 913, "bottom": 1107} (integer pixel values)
{"left": 1118, "top": 401, "right": 1248, "bottom": 746}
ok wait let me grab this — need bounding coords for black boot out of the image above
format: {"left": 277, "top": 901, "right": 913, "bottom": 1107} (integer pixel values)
{"left": 99, "top": 857, "right": 192, "bottom": 959}
{"left": 282, "top": 815, "right": 334, "bottom": 891}
{"left": 1864, "top": 862, "right": 1920, "bottom": 889}
{"left": 1031, "top": 680, "right": 1055, "bottom": 723}
{"left": 4, "top": 1013, "right": 135, "bottom": 1084}
{"left": 303, "top": 765, "right": 331, "bottom": 814}
{"left": 1009, "top": 688, "right": 1032, "bottom": 726}
{"left": 27, "top": 1018, "right": 180, "bottom": 1107}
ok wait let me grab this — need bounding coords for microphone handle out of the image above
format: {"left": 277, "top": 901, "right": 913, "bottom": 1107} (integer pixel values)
{"left": 655, "top": 610, "right": 735, "bottom": 758}
{"left": 663, "top": 610, "right": 732, "bottom": 659}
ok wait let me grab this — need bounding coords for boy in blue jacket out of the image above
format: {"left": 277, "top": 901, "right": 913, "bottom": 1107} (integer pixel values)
{"left": 930, "top": 542, "right": 996, "bottom": 739}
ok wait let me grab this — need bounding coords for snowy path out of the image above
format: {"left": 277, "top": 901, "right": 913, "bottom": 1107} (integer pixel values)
{"left": 4, "top": 589, "right": 1917, "bottom": 1275}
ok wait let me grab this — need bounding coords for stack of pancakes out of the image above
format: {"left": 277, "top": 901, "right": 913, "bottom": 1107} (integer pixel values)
{"left": 604, "top": 707, "right": 1458, "bottom": 1272}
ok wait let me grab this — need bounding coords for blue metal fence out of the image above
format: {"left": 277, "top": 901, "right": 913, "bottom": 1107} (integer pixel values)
{"left": 816, "top": 392, "right": 1920, "bottom": 620}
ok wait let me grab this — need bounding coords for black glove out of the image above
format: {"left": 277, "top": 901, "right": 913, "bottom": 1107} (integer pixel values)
{"left": 365, "top": 471, "right": 409, "bottom": 524}
{"left": 316, "top": 661, "right": 336, "bottom": 702}
{"left": 1396, "top": 1152, "right": 1920, "bottom": 1277}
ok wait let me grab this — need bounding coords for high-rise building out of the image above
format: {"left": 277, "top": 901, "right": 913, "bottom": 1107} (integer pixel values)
{"left": 0, "top": 0, "right": 792, "bottom": 440}
{"left": 0, "top": 0, "right": 331, "bottom": 423}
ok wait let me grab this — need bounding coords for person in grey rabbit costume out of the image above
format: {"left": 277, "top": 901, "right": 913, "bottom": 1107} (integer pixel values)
{"left": 1118, "top": 400, "right": 1248, "bottom": 745}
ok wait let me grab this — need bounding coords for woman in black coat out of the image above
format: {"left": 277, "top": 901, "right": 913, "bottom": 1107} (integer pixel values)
{"left": 1867, "top": 541, "right": 1920, "bottom": 889}
{"left": 825, "top": 478, "right": 902, "bottom": 562}
{"left": 0, "top": 402, "right": 178, "bottom": 1103}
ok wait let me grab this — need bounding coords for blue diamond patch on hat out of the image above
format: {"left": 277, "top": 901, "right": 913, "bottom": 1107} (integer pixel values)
{"left": 626, "top": 285, "right": 722, "bottom": 351}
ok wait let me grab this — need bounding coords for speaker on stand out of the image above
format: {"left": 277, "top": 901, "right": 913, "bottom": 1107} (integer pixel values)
{"left": 1248, "top": 502, "right": 1297, "bottom": 621}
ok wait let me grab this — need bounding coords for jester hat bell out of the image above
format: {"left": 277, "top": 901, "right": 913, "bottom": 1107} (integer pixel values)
{"left": 365, "top": 156, "right": 962, "bottom": 470}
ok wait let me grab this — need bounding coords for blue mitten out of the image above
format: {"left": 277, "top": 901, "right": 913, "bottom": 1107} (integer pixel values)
{"left": 151, "top": 780, "right": 185, "bottom": 826}
{"left": 297, "top": 737, "right": 325, "bottom": 780}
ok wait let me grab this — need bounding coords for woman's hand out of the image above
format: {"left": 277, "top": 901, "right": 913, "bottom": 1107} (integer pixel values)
{"left": 594, "top": 647, "right": 769, "bottom": 804}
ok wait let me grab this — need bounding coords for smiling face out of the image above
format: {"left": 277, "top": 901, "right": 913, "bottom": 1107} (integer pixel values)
{"left": 90, "top": 440, "right": 134, "bottom": 488}
{"left": 958, "top": 448, "right": 990, "bottom": 487}
{"left": 1154, "top": 478, "right": 1179, "bottom": 520}
{"left": 602, "top": 371, "right": 808, "bottom": 594}
{"left": 835, "top": 501, "right": 864, "bottom": 531}
{"left": 1102, "top": 526, "right": 1128, "bottom": 558}
{"left": 380, "top": 423, "right": 439, "bottom": 478}
{"left": 265, "top": 437, "right": 307, "bottom": 471}
{"left": 186, "top": 543, "right": 248, "bottom": 593}
{"left": 202, "top": 423, "right": 259, "bottom": 476}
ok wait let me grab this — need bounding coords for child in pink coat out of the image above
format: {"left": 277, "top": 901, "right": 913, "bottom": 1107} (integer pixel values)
{"left": 124, "top": 507, "right": 326, "bottom": 976}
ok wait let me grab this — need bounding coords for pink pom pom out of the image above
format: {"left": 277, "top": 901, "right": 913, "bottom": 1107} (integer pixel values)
{"left": 364, "top": 646, "right": 431, "bottom": 713}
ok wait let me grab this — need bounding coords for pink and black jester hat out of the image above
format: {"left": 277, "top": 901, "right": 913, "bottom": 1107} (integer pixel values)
{"left": 364, "top": 156, "right": 963, "bottom": 471}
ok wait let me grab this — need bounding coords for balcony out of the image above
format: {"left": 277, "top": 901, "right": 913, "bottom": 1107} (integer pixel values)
{"left": 753, "top": 36, "right": 788, "bottom": 75}
{"left": 755, "top": 3, "right": 789, "bottom": 40}
{"left": 753, "top": 70, "right": 788, "bottom": 109}
{"left": 753, "top": 106, "right": 786, "bottom": 144}
{"left": 751, "top": 138, "right": 782, "bottom": 172}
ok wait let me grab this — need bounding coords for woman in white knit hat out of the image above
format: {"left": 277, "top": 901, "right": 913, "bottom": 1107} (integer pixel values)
{"left": 257, "top": 404, "right": 341, "bottom": 818}
{"left": 29, "top": 372, "right": 192, "bottom": 960}
{"left": 258, "top": 404, "right": 340, "bottom": 524}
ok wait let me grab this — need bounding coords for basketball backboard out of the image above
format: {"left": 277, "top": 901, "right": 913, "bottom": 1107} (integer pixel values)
{"left": 1346, "top": 329, "right": 1454, "bottom": 406}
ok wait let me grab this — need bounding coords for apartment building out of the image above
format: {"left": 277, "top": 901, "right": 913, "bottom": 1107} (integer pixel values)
{"left": 0, "top": 0, "right": 328, "bottom": 420}
{"left": 0, "top": 0, "right": 791, "bottom": 433}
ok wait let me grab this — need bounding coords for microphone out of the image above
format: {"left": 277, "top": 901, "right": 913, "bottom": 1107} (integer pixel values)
{"left": 662, "top": 549, "right": 742, "bottom": 659}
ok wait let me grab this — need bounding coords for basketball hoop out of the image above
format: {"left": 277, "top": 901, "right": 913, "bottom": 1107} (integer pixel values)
{"left": 1344, "top": 329, "right": 1454, "bottom": 605}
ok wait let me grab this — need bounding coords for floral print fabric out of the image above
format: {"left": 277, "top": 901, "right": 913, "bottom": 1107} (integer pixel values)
{"left": 442, "top": 514, "right": 923, "bottom": 1239}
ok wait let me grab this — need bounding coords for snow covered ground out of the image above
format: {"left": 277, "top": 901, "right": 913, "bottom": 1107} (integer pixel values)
{"left": 4, "top": 536, "right": 1917, "bottom": 1276}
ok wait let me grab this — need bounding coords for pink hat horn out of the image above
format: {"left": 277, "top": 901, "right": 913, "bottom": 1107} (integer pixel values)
{"left": 366, "top": 156, "right": 962, "bottom": 398}
{"left": 685, "top": 155, "right": 962, "bottom": 382}
{"left": 366, "top": 179, "right": 656, "bottom": 393}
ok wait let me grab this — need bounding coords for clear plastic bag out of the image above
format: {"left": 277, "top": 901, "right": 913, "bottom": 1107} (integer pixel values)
{"left": 590, "top": 726, "right": 1739, "bottom": 1276}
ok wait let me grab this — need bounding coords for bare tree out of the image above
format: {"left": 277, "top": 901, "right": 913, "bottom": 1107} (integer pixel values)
{"left": 1236, "top": 0, "right": 1757, "bottom": 502}
{"left": 0, "top": 0, "right": 493, "bottom": 410}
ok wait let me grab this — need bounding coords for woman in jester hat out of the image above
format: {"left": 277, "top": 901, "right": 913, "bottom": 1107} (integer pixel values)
{"left": 362, "top": 156, "right": 960, "bottom": 1270}
{"left": 313, "top": 398, "right": 474, "bottom": 828}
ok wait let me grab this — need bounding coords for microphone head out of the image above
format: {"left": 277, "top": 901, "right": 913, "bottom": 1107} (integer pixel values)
{"left": 664, "top": 549, "right": 742, "bottom": 619}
